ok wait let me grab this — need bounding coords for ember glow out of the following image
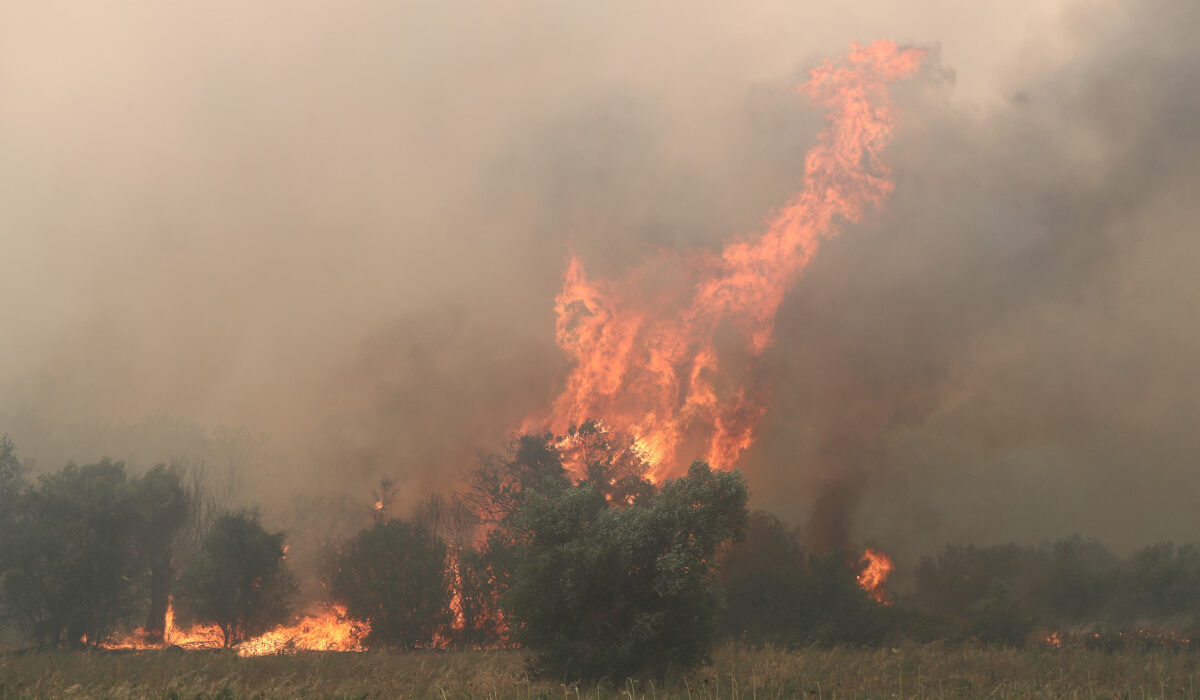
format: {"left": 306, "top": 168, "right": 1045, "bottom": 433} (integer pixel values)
{"left": 525, "top": 41, "right": 924, "bottom": 481}
{"left": 856, "top": 547, "right": 894, "bottom": 603}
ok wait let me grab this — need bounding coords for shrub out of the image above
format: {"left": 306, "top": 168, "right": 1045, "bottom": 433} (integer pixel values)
{"left": 174, "top": 511, "right": 297, "bottom": 646}
{"left": 331, "top": 519, "right": 449, "bottom": 648}
{"left": 505, "top": 460, "right": 748, "bottom": 680}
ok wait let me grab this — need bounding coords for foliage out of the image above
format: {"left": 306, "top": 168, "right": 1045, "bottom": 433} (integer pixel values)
{"left": 967, "top": 582, "right": 1032, "bottom": 646}
{"left": 504, "top": 460, "right": 748, "bottom": 680}
{"left": 131, "top": 463, "right": 193, "bottom": 638}
{"left": 467, "top": 432, "right": 571, "bottom": 526}
{"left": 0, "top": 459, "right": 143, "bottom": 647}
{"left": 174, "top": 511, "right": 297, "bottom": 647}
{"left": 714, "top": 511, "right": 808, "bottom": 644}
{"left": 715, "top": 511, "right": 901, "bottom": 647}
{"left": 0, "top": 436, "right": 27, "bottom": 515}
{"left": 331, "top": 519, "right": 449, "bottom": 649}
{"left": 11, "top": 642, "right": 1200, "bottom": 698}
{"left": 563, "top": 420, "right": 656, "bottom": 507}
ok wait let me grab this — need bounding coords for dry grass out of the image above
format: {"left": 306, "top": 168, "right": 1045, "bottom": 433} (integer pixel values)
{"left": 3, "top": 642, "right": 1200, "bottom": 699}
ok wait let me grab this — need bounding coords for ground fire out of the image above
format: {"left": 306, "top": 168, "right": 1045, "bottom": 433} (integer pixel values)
{"left": 98, "top": 599, "right": 368, "bottom": 655}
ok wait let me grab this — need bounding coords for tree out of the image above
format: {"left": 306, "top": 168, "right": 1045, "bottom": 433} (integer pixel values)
{"left": 714, "top": 511, "right": 809, "bottom": 644}
{"left": 0, "top": 436, "right": 27, "bottom": 515}
{"left": 459, "top": 431, "right": 572, "bottom": 647}
{"left": 0, "top": 459, "right": 142, "bottom": 647}
{"left": 0, "top": 437, "right": 28, "bottom": 587}
{"left": 331, "top": 519, "right": 449, "bottom": 648}
{"left": 505, "top": 460, "right": 748, "bottom": 680}
{"left": 968, "top": 582, "right": 1033, "bottom": 646}
{"left": 467, "top": 432, "right": 571, "bottom": 526}
{"left": 174, "top": 510, "right": 297, "bottom": 647}
{"left": 131, "top": 463, "right": 192, "bottom": 641}
{"left": 562, "top": 421, "right": 655, "bottom": 507}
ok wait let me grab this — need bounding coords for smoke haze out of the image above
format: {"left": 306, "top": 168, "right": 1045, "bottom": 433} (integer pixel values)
{"left": 2, "top": 0, "right": 1198, "bottom": 568}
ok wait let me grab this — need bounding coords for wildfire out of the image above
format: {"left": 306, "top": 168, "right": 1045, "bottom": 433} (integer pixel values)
{"left": 98, "top": 598, "right": 368, "bottom": 655}
{"left": 98, "top": 598, "right": 224, "bottom": 651}
{"left": 856, "top": 547, "right": 894, "bottom": 604}
{"left": 235, "top": 604, "right": 369, "bottom": 656}
{"left": 525, "top": 41, "right": 925, "bottom": 481}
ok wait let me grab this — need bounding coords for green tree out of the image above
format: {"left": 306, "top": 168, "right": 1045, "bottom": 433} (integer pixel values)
{"left": 0, "top": 436, "right": 26, "bottom": 514}
{"left": 461, "top": 432, "right": 572, "bottom": 647}
{"left": 0, "top": 437, "right": 28, "bottom": 581}
{"left": 468, "top": 432, "right": 571, "bottom": 526}
{"left": 968, "top": 581, "right": 1033, "bottom": 646}
{"left": 332, "top": 519, "right": 449, "bottom": 648}
{"left": 131, "top": 463, "right": 192, "bottom": 641}
{"left": 505, "top": 460, "right": 748, "bottom": 680}
{"left": 714, "top": 511, "right": 808, "bottom": 644}
{"left": 0, "top": 459, "right": 142, "bottom": 647}
{"left": 174, "top": 510, "right": 297, "bottom": 647}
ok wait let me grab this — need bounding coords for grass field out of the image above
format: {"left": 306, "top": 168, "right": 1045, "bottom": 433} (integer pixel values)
{"left": 3, "top": 642, "right": 1200, "bottom": 699}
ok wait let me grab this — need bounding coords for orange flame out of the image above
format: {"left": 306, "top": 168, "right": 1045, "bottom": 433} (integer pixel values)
{"left": 98, "top": 598, "right": 368, "bottom": 654}
{"left": 856, "top": 547, "right": 894, "bottom": 604}
{"left": 98, "top": 598, "right": 225, "bottom": 651}
{"left": 525, "top": 41, "right": 924, "bottom": 481}
{"left": 235, "top": 604, "right": 369, "bottom": 656}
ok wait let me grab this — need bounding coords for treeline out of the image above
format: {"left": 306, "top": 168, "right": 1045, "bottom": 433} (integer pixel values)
{"left": 719, "top": 519, "right": 1200, "bottom": 649}
{"left": 0, "top": 426, "right": 755, "bottom": 679}
{"left": 5, "top": 427, "right": 1200, "bottom": 680}
{"left": 909, "top": 536, "right": 1200, "bottom": 646}
{"left": 0, "top": 434, "right": 298, "bottom": 648}
{"left": 332, "top": 424, "right": 749, "bottom": 679}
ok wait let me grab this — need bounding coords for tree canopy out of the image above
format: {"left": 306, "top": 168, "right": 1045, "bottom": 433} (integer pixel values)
{"left": 174, "top": 510, "right": 297, "bottom": 647}
{"left": 505, "top": 459, "right": 748, "bottom": 680}
{"left": 331, "top": 518, "right": 449, "bottom": 648}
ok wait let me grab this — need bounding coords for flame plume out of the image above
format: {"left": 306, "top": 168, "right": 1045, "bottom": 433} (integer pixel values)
{"left": 856, "top": 547, "right": 894, "bottom": 604}
{"left": 526, "top": 42, "right": 924, "bottom": 481}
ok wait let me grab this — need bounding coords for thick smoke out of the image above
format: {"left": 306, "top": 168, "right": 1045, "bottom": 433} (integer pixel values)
{"left": 2, "top": 0, "right": 1198, "bottom": 572}
{"left": 751, "top": 0, "right": 1200, "bottom": 563}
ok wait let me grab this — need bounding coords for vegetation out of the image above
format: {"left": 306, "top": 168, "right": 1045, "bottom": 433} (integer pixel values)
{"left": 6, "top": 643, "right": 1200, "bottom": 698}
{"left": 0, "top": 458, "right": 147, "bottom": 647}
{"left": 715, "top": 511, "right": 900, "bottom": 647}
{"left": 331, "top": 519, "right": 449, "bottom": 649}
{"left": 505, "top": 460, "right": 748, "bottom": 680}
{"left": 9, "top": 431, "right": 1200, "bottom": 692}
{"left": 130, "top": 463, "right": 192, "bottom": 641}
{"left": 173, "top": 511, "right": 298, "bottom": 647}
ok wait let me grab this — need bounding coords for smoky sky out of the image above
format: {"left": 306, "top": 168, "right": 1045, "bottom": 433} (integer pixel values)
{"left": 2, "top": 0, "right": 1198, "bottom": 564}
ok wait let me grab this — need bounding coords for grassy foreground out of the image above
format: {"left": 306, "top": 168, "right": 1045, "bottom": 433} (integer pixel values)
{"left": 3, "top": 643, "right": 1200, "bottom": 699}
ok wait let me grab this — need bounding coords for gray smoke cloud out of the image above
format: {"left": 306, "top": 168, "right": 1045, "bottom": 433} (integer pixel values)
{"left": 2, "top": 0, "right": 1197, "bottom": 575}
